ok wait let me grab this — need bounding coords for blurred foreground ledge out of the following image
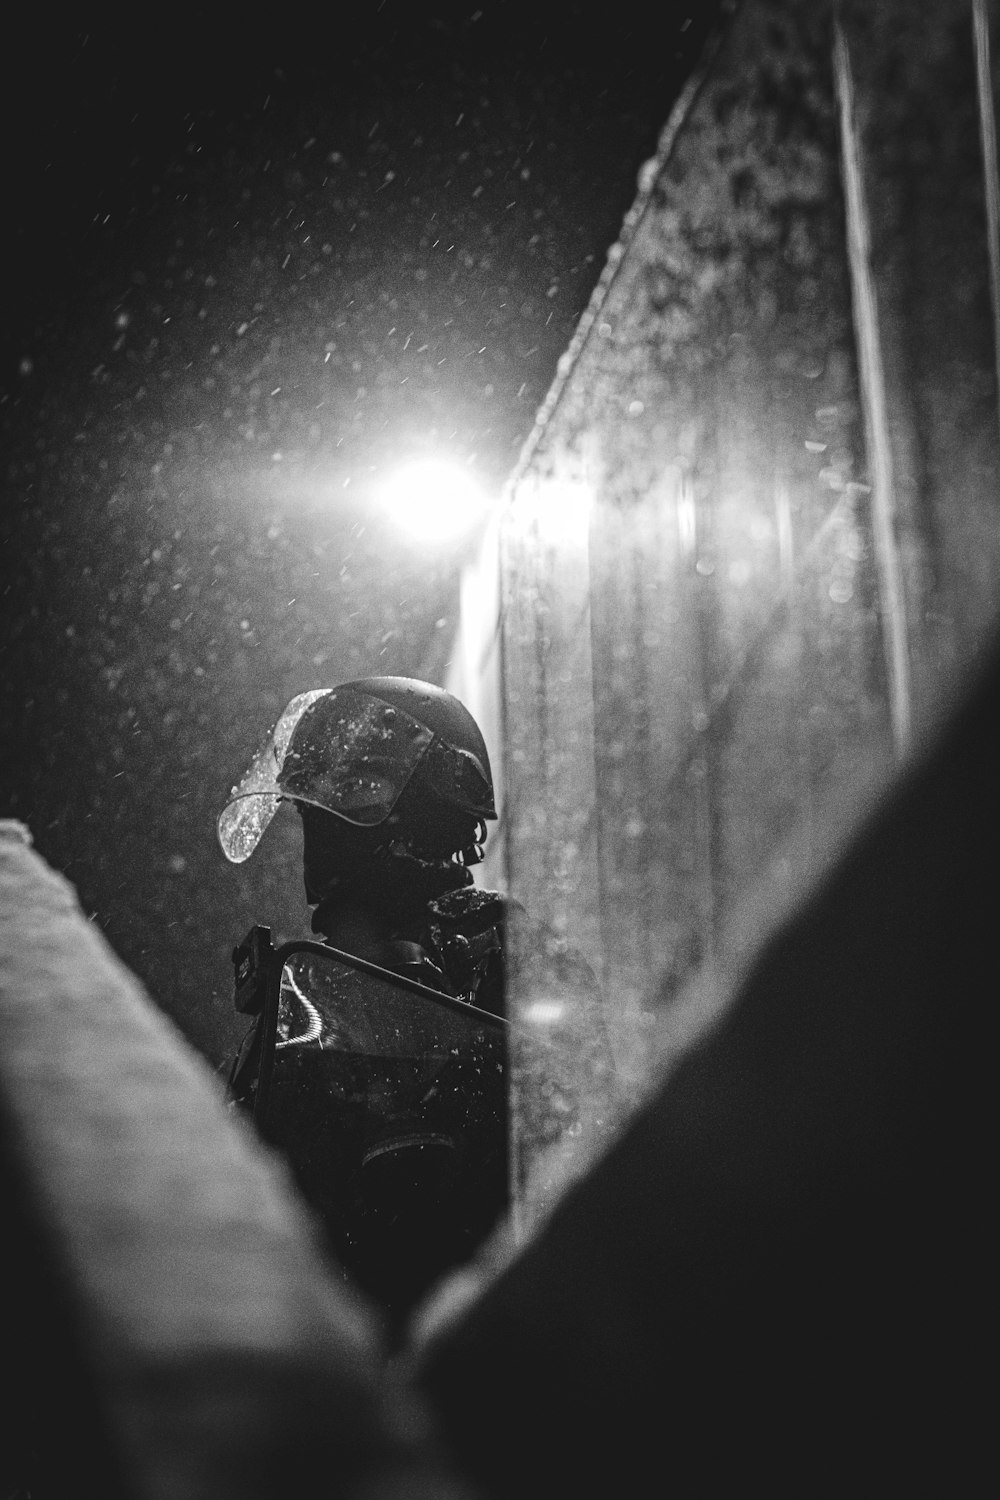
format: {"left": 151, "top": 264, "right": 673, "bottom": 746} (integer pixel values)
{"left": 411, "top": 627, "right": 999, "bottom": 1497}
{"left": 0, "top": 820, "right": 474, "bottom": 1500}
{"left": 2, "top": 628, "right": 997, "bottom": 1497}
{"left": 2, "top": 631, "right": 998, "bottom": 1495}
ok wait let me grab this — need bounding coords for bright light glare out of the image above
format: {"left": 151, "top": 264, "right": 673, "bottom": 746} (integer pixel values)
{"left": 522, "top": 998, "right": 567, "bottom": 1026}
{"left": 377, "top": 457, "right": 490, "bottom": 544}
{"left": 514, "top": 474, "right": 594, "bottom": 545}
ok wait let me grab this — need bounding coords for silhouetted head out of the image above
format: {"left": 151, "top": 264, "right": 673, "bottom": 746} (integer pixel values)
{"left": 218, "top": 676, "right": 496, "bottom": 914}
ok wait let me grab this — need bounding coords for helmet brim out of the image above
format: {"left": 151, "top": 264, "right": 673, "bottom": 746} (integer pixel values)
{"left": 217, "top": 686, "right": 453, "bottom": 863}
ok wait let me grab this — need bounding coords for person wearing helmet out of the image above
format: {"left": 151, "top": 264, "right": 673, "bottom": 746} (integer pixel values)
{"left": 217, "top": 676, "right": 614, "bottom": 1330}
{"left": 217, "top": 675, "right": 510, "bottom": 1009}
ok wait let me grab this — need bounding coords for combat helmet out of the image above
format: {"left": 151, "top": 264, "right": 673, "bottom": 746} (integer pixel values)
{"left": 217, "top": 676, "right": 496, "bottom": 865}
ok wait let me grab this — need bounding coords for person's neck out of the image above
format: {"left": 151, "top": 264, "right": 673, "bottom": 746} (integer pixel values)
{"left": 311, "top": 900, "right": 396, "bottom": 966}
{"left": 309, "top": 855, "right": 473, "bottom": 947}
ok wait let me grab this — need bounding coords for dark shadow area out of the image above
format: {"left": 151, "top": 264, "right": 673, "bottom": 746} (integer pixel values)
{"left": 414, "top": 628, "right": 998, "bottom": 1495}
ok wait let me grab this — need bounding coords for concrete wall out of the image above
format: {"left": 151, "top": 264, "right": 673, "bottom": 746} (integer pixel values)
{"left": 497, "top": 0, "right": 1000, "bottom": 1176}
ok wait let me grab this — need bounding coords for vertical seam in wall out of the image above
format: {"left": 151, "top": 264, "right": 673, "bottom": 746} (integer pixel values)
{"left": 833, "top": 13, "right": 913, "bottom": 755}
{"left": 973, "top": 0, "right": 1000, "bottom": 432}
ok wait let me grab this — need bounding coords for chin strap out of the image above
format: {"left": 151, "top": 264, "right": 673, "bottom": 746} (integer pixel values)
{"left": 454, "top": 819, "right": 487, "bottom": 868}
{"left": 376, "top": 841, "right": 476, "bottom": 896}
{"left": 377, "top": 829, "right": 485, "bottom": 874}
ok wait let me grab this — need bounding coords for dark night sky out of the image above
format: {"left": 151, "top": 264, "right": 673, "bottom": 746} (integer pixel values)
{"left": 1, "top": 4, "right": 725, "bottom": 1067}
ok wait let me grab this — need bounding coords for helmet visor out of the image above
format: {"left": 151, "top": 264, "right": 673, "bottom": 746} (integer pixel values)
{"left": 217, "top": 687, "right": 435, "bottom": 863}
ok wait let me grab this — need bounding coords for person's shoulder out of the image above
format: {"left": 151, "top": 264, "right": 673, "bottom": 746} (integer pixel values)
{"left": 428, "top": 885, "right": 508, "bottom": 934}
{"left": 427, "top": 888, "right": 598, "bottom": 986}
{"left": 436, "top": 890, "right": 597, "bottom": 989}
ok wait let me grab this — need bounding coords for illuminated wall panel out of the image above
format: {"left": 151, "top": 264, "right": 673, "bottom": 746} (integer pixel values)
{"left": 495, "top": 0, "right": 1000, "bottom": 1231}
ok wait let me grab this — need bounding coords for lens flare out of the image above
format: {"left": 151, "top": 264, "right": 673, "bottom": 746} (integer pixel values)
{"left": 377, "top": 457, "right": 489, "bottom": 544}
